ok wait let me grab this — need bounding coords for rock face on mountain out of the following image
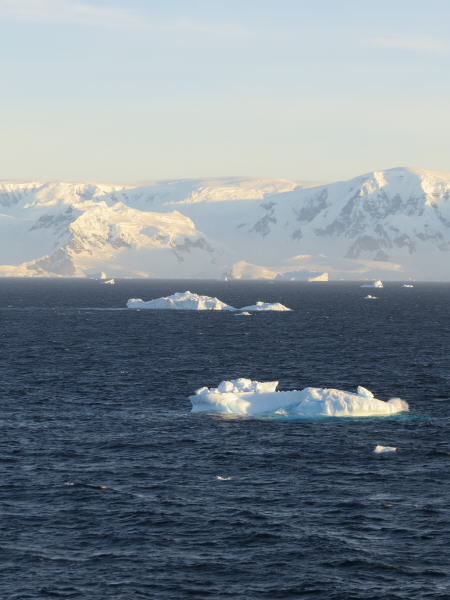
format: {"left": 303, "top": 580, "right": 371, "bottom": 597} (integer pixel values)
{"left": 1, "top": 167, "right": 450, "bottom": 279}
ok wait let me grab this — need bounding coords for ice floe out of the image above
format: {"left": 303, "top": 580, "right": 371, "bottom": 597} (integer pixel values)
{"left": 190, "top": 379, "right": 409, "bottom": 418}
{"left": 364, "top": 295, "right": 378, "bottom": 300}
{"left": 102, "top": 278, "right": 115, "bottom": 285}
{"left": 360, "top": 280, "right": 384, "bottom": 288}
{"left": 402, "top": 284, "right": 414, "bottom": 288}
{"left": 126, "top": 291, "right": 291, "bottom": 311}
{"left": 373, "top": 445, "right": 397, "bottom": 454}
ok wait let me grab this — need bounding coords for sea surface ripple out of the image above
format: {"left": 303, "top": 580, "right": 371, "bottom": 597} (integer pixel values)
{"left": 0, "top": 279, "right": 449, "bottom": 599}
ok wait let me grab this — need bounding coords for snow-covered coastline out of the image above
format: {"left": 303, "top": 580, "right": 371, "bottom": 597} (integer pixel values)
{"left": 190, "top": 379, "right": 408, "bottom": 417}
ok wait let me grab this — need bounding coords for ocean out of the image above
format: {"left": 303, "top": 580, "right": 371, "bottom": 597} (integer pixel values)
{"left": 1, "top": 279, "right": 449, "bottom": 599}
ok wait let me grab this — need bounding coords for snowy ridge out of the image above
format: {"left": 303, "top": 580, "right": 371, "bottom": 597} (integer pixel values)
{"left": 1, "top": 167, "right": 450, "bottom": 279}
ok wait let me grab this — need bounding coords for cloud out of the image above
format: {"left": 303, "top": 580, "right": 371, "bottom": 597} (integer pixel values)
{"left": 0, "top": 0, "right": 247, "bottom": 34}
{"left": 0, "top": 0, "right": 141, "bottom": 27}
{"left": 374, "top": 35, "right": 450, "bottom": 54}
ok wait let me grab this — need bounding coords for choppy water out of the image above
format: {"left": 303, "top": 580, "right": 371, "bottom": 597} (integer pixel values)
{"left": 1, "top": 279, "right": 450, "bottom": 599}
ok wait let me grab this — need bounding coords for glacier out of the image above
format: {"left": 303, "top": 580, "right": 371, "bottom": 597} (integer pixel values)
{"left": 189, "top": 379, "right": 409, "bottom": 417}
{"left": 2, "top": 166, "right": 450, "bottom": 279}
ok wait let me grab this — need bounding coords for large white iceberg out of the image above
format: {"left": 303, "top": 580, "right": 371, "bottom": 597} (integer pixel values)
{"left": 126, "top": 291, "right": 236, "bottom": 311}
{"left": 360, "top": 280, "right": 383, "bottom": 288}
{"left": 126, "top": 291, "right": 292, "bottom": 311}
{"left": 190, "top": 379, "right": 409, "bottom": 418}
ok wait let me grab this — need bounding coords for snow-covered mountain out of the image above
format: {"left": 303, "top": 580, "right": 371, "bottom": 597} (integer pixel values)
{"left": 1, "top": 167, "right": 450, "bottom": 280}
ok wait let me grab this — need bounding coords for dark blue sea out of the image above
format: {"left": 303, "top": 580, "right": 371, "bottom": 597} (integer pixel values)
{"left": 1, "top": 279, "right": 450, "bottom": 600}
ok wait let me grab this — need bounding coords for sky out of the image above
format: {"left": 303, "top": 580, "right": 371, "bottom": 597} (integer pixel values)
{"left": 0, "top": 0, "right": 449, "bottom": 182}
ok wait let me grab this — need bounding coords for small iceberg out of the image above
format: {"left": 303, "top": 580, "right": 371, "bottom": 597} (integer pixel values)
{"left": 364, "top": 295, "right": 378, "bottom": 300}
{"left": 239, "top": 301, "right": 292, "bottom": 312}
{"left": 234, "top": 311, "right": 252, "bottom": 316}
{"left": 402, "top": 284, "right": 414, "bottom": 288}
{"left": 126, "top": 291, "right": 292, "bottom": 312}
{"left": 127, "top": 291, "right": 236, "bottom": 311}
{"left": 102, "top": 279, "right": 115, "bottom": 285}
{"left": 373, "top": 445, "right": 397, "bottom": 454}
{"left": 361, "top": 280, "right": 383, "bottom": 288}
{"left": 189, "top": 379, "right": 409, "bottom": 418}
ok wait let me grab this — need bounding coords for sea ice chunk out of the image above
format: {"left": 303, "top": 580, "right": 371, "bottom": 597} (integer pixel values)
{"left": 190, "top": 380, "right": 409, "bottom": 418}
{"left": 364, "top": 295, "right": 377, "bottom": 300}
{"left": 239, "top": 301, "right": 292, "bottom": 312}
{"left": 374, "top": 445, "right": 397, "bottom": 454}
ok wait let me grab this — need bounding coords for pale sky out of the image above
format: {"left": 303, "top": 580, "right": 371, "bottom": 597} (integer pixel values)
{"left": 1, "top": 0, "right": 449, "bottom": 182}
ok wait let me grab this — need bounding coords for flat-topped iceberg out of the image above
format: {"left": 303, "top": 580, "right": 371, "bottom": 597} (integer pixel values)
{"left": 127, "top": 291, "right": 236, "bottom": 311}
{"left": 190, "top": 378, "right": 408, "bottom": 418}
{"left": 126, "top": 291, "right": 292, "bottom": 312}
{"left": 360, "top": 280, "right": 383, "bottom": 288}
{"left": 239, "top": 301, "right": 292, "bottom": 312}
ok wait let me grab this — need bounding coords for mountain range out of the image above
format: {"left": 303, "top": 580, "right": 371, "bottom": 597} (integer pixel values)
{"left": 1, "top": 166, "right": 450, "bottom": 280}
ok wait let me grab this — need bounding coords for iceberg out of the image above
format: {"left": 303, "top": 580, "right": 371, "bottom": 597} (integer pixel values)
{"left": 126, "top": 291, "right": 292, "bottom": 311}
{"left": 360, "top": 280, "right": 384, "bottom": 288}
{"left": 364, "top": 295, "right": 378, "bottom": 300}
{"left": 238, "top": 301, "right": 292, "bottom": 312}
{"left": 190, "top": 379, "right": 409, "bottom": 418}
{"left": 402, "top": 284, "right": 414, "bottom": 288}
{"left": 102, "top": 278, "right": 115, "bottom": 285}
{"left": 126, "top": 291, "right": 236, "bottom": 311}
{"left": 374, "top": 445, "right": 397, "bottom": 454}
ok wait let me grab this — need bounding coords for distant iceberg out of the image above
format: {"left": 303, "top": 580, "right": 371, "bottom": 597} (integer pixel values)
{"left": 102, "top": 278, "right": 115, "bottom": 285}
{"left": 374, "top": 445, "right": 397, "bottom": 454}
{"left": 402, "top": 284, "right": 414, "bottom": 288}
{"left": 364, "top": 295, "right": 378, "bottom": 300}
{"left": 360, "top": 280, "right": 383, "bottom": 288}
{"left": 127, "top": 291, "right": 236, "bottom": 311}
{"left": 239, "top": 301, "right": 292, "bottom": 312}
{"left": 126, "top": 291, "right": 292, "bottom": 312}
{"left": 190, "top": 379, "right": 408, "bottom": 417}
{"left": 275, "top": 270, "right": 328, "bottom": 282}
